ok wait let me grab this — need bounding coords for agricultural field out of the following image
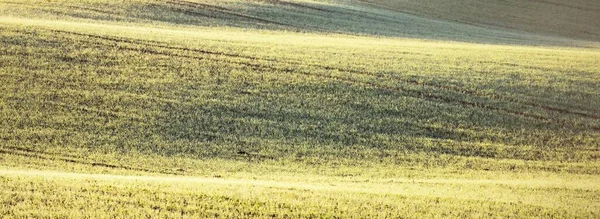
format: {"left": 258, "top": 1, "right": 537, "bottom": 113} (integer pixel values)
{"left": 359, "top": 0, "right": 600, "bottom": 41}
{"left": 1, "top": 0, "right": 599, "bottom": 218}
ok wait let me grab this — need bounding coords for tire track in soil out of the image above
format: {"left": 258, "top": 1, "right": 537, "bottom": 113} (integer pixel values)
{"left": 476, "top": 61, "right": 600, "bottom": 119}
{"left": 534, "top": 0, "right": 600, "bottom": 13}
{"left": 0, "top": 147, "right": 183, "bottom": 175}
{"left": 2, "top": 146, "right": 86, "bottom": 160}
{"left": 59, "top": 28, "right": 597, "bottom": 121}
{"left": 148, "top": 3, "right": 221, "bottom": 20}
{"left": 165, "top": 0, "right": 336, "bottom": 32}
{"left": 165, "top": 0, "right": 298, "bottom": 28}
{"left": 257, "top": 0, "right": 337, "bottom": 13}
{"left": 40, "top": 30, "right": 600, "bottom": 127}
{"left": 65, "top": 5, "right": 117, "bottom": 16}
{"left": 479, "top": 60, "right": 577, "bottom": 73}
{"left": 258, "top": 0, "right": 404, "bottom": 25}
{"left": 44, "top": 30, "right": 575, "bottom": 124}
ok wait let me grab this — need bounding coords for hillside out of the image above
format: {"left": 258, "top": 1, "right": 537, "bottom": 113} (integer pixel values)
{"left": 1, "top": 0, "right": 598, "bottom": 46}
{"left": 1, "top": 0, "right": 600, "bottom": 218}
{"left": 360, "top": 0, "right": 600, "bottom": 42}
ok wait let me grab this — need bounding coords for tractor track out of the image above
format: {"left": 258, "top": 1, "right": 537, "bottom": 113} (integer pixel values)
{"left": 0, "top": 147, "right": 184, "bottom": 175}
{"left": 165, "top": 0, "right": 294, "bottom": 28}
{"left": 25, "top": 29, "right": 600, "bottom": 127}
{"left": 256, "top": 0, "right": 405, "bottom": 25}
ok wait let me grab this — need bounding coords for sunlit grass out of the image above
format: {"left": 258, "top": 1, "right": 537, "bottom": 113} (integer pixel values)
{"left": 1, "top": 0, "right": 600, "bottom": 217}
{"left": 1, "top": 168, "right": 599, "bottom": 218}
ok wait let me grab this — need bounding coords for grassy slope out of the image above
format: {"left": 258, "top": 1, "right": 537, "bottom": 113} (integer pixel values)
{"left": 359, "top": 0, "right": 600, "bottom": 42}
{"left": 1, "top": 0, "right": 595, "bottom": 46}
{"left": 1, "top": 0, "right": 600, "bottom": 218}
{"left": 2, "top": 169, "right": 599, "bottom": 218}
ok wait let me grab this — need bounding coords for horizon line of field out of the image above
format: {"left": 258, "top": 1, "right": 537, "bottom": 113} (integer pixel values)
{"left": 38, "top": 28, "right": 600, "bottom": 125}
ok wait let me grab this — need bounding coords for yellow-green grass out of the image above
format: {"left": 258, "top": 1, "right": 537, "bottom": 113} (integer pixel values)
{"left": 1, "top": 0, "right": 600, "bottom": 217}
{"left": 1, "top": 168, "right": 599, "bottom": 218}
{"left": 1, "top": 0, "right": 596, "bottom": 46}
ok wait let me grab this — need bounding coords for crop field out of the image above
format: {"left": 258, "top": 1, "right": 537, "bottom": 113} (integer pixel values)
{"left": 1, "top": 0, "right": 600, "bottom": 218}
{"left": 359, "top": 0, "right": 600, "bottom": 42}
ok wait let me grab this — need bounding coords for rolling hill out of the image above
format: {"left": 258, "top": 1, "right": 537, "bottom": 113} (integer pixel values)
{"left": 360, "top": 0, "right": 600, "bottom": 42}
{"left": 2, "top": 0, "right": 598, "bottom": 46}
{"left": 1, "top": 0, "right": 599, "bottom": 217}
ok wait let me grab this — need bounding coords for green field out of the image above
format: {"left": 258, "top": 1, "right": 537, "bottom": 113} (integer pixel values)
{"left": 1, "top": 0, "right": 600, "bottom": 218}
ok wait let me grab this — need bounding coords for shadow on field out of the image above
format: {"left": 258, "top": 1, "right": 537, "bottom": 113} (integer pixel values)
{"left": 33, "top": 0, "right": 577, "bottom": 46}
{"left": 2, "top": 27, "right": 596, "bottom": 164}
{"left": 153, "top": 80, "right": 593, "bottom": 160}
